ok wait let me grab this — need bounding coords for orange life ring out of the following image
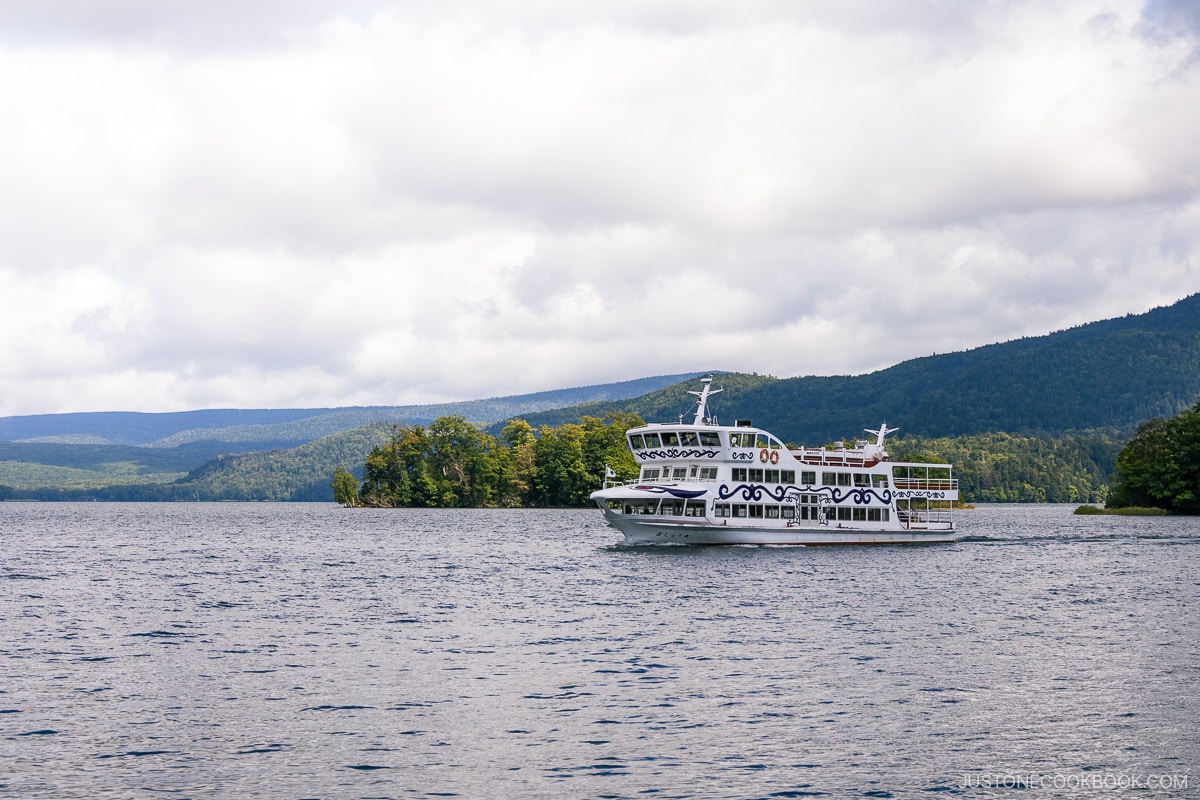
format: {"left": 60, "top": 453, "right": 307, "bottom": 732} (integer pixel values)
{"left": 759, "top": 448, "right": 769, "bottom": 463}
{"left": 769, "top": 450, "right": 779, "bottom": 464}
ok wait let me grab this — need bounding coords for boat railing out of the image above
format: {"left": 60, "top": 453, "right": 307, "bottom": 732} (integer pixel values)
{"left": 790, "top": 448, "right": 878, "bottom": 467}
{"left": 892, "top": 478, "right": 958, "bottom": 492}
{"left": 897, "top": 508, "right": 955, "bottom": 529}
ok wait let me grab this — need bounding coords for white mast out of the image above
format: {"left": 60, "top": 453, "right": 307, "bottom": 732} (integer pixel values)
{"left": 688, "top": 376, "right": 723, "bottom": 424}
{"left": 863, "top": 423, "right": 898, "bottom": 460}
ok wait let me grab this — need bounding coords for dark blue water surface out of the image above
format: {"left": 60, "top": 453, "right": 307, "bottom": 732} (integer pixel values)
{"left": 1, "top": 503, "right": 1197, "bottom": 799}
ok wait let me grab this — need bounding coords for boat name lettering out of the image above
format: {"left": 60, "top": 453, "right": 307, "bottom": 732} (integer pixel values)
{"left": 655, "top": 530, "right": 692, "bottom": 540}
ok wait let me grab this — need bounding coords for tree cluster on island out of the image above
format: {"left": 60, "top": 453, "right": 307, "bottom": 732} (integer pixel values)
{"left": 333, "top": 413, "right": 642, "bottom": 508}
{"left": 1104, "top": 402, "right": 1200, "bottom": 514}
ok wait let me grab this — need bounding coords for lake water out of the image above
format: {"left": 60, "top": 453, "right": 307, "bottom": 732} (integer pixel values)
{"left": 1, "top": 503, "right": 1197, "bottom": 799}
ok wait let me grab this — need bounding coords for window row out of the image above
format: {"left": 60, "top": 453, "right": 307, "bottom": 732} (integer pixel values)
{"left": 731, "top": 468, "right": 797, "bottom": 484}
{"left": 728, "top": 469, "right": 889, "bottom": 487}
{"left": 630, "top": 430, "right": 722, "bottom": 450}
{"left": 641, "top": 466, "right": 719, "bottom": 481}
{"left": 728, "top": 432, "right": 783, "bottom": 449}
{"left": 714, "top": 504, "right": 890, "bottom": 522}
{"left": 823, "top": 471, "right": 889, "bottom": 488}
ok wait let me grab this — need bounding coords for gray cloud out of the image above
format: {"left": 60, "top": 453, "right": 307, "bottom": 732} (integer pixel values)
{"left": 0, "top": 1, "right": 1197, "bottom": 414}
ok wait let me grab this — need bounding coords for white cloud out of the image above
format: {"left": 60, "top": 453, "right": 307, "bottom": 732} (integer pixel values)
{"left": 0, "top": 0, "right": 1198, "bottom": 414}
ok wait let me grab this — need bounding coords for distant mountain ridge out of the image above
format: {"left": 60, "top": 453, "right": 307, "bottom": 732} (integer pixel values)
{"left": 510, "top": 293, "right": 1200, "bottom": 444}
{"left": 0, "top": 373, "right": 707, "bottom": 446}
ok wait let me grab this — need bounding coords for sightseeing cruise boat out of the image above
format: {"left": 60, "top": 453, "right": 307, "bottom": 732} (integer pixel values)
{"left": 590, "top": 377, "right": 958, "bottom": 545}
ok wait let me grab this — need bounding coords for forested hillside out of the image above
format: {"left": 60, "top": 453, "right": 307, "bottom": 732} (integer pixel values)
{"left": 4, "top": 424, "right": 396, "bottom": 502}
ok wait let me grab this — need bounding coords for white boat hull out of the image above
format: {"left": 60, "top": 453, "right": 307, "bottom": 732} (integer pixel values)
{"left": 599, "top": 505, "right": 957, "bottom": 546}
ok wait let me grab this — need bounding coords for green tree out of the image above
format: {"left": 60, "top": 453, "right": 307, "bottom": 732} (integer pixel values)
{"left": 1108, "top": 404, "right": 1200, "bottom": 512}
{"left": 531, "top": 423, "right": 591, "bottom": 506}
{"left": 498, "top": 419, "right": 537, "bottom": 506}
{"left": 424, "top": 415, "right": 499, "bottom": 507}
{"left": 331, "top": 466, "right": 360, "bottom": 507}
{"left": 360, "top": 426, "right": 438, "bottom": 507}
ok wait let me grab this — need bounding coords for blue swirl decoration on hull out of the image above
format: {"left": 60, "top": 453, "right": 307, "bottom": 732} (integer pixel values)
{"left": 716, "top": 483, "right": 793, "bottom": 502}
{"left": 637, "top": 448, "right": 719, "bottom": 460}
{"left": 632, "top": 485, "right": 709, "bottom": 499}
{"left": 717, "top": 484, "right": 895, "bottom": 505}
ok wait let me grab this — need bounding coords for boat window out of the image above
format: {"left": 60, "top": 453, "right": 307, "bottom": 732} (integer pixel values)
{"left": 732, "top": 504, "right": 748, "bottom": 518}
{"left": 641, "top": 467, "right": 660, "bottom": 481}
{"left": 672, "top": 468, "right": 687, "bottom": 480}
{"left": 765, "top": 505, "right": 780, "bottom": 519}
{"left": 662, "top": 431, "right": 680, "bottom": 446}
{"left": 781, "top": 470, "right": 796, "bottom": 484}
{"left": 837, "top": 508, "right": 852, "bottom": 521}
{"left": 714, "top": 503, "right": 730, "bottom": 517}
{"left": 732, "top": 468, "right": 748, "bottom": 482}
{"left": 873, "top": 475, "right": 888, "bottom": 488}
{"left": 749, "top": 505, "right": 764, "bottom": 518}
{"left": 730, "top": 433, "right": 754, "bottom": 448}
{"left": 684, "top": 502, "right": 705, "bottom": 517}
{"left": 699, "top": 432, "right": 721, "bottom": 447}
{"left": 629, "top": 434, "right": 645, "bottom": 450}
{"left": 853, "top": 508, "right": 867, "bottom": 521}
{"left": 643, "top": 433, "right": 661, "bottom": 448}
{"left": 854, "top": 473, "right": 870, "bottom": 487}
{"left": 755, "top": 433, "right": 769, "bottom": 448}
{"left": 765, "top": 469, "right": 779, "bottom": 483}
{"left": 801, "top": 471, "right": 816, "bottom": 485}
{"left": 822, "top": 472, "right": 836, "bottom": 486}
{"left": 680, "top": 432, "right": 699, "bottom": 446}
{"left": 699, "top": 467, "right": 718, "bottom": 480}
{"left": 689, "top": 465, "right": 698, "bottom": 478}
{"left": 749, "top": 468, "right": 764, "bottom": 482}
{"left": 781, "top": 506, "right": 796, "bottom": 519}
{"left": 838, "top": 473, "right": 852, "bottom": 487}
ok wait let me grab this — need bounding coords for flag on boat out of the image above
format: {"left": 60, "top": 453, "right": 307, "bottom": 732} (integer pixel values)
{"left": 605, "top": 465, "right": 616, "bottom": 478}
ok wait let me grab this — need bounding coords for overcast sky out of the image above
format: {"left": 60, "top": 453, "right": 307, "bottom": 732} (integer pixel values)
{"left": 1, "top": 0, "right": 1198, "bottom": 415}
